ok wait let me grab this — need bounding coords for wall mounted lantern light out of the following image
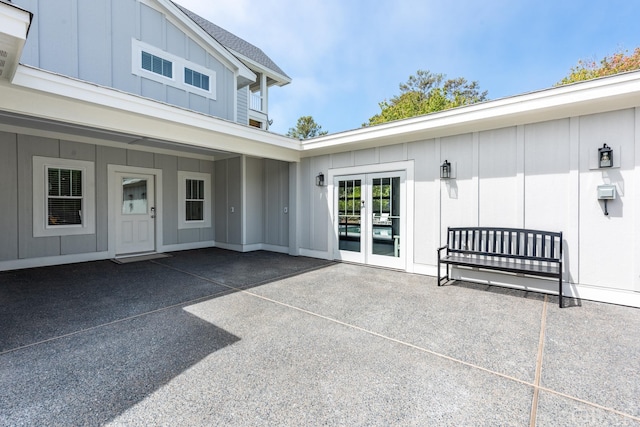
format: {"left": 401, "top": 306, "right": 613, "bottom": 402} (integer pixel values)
{"left": 598, "top": 143, "right": 613, "bottom": 168}
{"left": 440, "top": 160, "right": 451, "bottom": 179}
{"left": 316, "top": 172, "right": 325, "bottom": 186}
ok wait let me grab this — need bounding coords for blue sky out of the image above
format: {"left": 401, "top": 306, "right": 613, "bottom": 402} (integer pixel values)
{"left": 178, "top": 0, "right": 640, "bottom": 136}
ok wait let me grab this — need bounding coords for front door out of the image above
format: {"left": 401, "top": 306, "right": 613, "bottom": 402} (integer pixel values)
{"left": 334, "top": 171, "right": 406, "bottom": 269}
{"left": 115, "top": 173, "right": 156, "bottom": 255}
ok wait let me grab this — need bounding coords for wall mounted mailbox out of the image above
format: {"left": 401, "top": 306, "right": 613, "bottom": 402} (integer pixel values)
{"left": 597, "top": 184, "right": 616, "bottom": 216}
{"left": 597, "top": 185, "right": 616, "bottom": 200}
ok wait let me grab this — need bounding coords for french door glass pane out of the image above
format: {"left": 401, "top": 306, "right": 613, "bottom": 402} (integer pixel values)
{"left": 372, "top": 176, "right": 400, "bottom": 257}
{"left": 338, "top": 179, "right": 361, "bottom": 252}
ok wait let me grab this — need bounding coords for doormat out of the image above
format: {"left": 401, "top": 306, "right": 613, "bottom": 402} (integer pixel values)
{"left": 111, "top": 253, "right": 171, "bottom": 264}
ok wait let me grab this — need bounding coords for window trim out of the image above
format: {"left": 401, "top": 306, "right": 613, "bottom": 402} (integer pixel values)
{"left": 33, "top": 156, "right": 96, "bottom": 237}
{"left": 132, "top": 39, "right": 216, "bottom": 98}
{"left": 177, "top": 171, "right": 211, "bottom": 229}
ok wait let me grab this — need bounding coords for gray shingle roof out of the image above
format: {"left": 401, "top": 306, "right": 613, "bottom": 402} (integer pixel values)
{"left": 173, "top": 2, "right": 290, "bottom": 80}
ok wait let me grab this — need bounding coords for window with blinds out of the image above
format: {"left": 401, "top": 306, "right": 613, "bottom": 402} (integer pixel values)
{"left": 185, "top": 178, "right": 204, "bottom": 221}
{"left": 47, "top": 167, "right": 83, "bottom": 226}
{"left": 141, "top": 51, "right": 173, "bottom": 78}
{"left": 185, "top": 68, "right": 210, "bottom": 91}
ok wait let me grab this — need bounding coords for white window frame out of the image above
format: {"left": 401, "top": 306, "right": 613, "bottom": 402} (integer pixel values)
{"left": 33, "top": 156, "right": 96, "bottom": 237}
{"left": 132, "top": 39, "right": 216, "bottom": 99}
{"left": 178, "top": 171, "right": 211, "bottom": 229}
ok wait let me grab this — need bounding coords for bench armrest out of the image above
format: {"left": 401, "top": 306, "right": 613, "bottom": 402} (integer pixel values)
{"left": 437, "top": 245, "right": 448, "bottom": 257}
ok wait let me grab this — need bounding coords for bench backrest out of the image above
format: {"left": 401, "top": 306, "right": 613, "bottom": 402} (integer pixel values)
{"left": 446, "top": 227, "right": 562, "bottom": 262}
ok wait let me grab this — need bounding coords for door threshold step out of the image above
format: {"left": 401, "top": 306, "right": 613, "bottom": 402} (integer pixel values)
{"left": 111, "top": 253, "right": 171, "bottom": 264}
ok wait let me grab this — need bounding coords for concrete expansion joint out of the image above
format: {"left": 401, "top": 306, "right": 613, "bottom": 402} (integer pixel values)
{"left": 6, "top": 260, "right": 640, "bottom": 426}
{"left": 151, "top": 262, "right": 640, "bottom": 425}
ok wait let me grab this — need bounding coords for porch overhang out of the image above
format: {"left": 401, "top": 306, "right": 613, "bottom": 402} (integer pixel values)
{"left": 0, "top": 1, "right": 31, "bottom": 82}
{"left": 300, "top": 71, "right": 640, "bottom": 157}
{"left": 1, "top": 65, "right": 301, "bottom": 162}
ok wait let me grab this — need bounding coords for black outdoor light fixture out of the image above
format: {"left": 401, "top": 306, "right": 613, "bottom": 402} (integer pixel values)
{"left": 316, "top": 172, "right": 325, "bottom": 186}
{"left": 440, "top": 160, "right": 451, "bottom": 179}
{"left": 598, "top": 143, "right": 613, "bottom": 168}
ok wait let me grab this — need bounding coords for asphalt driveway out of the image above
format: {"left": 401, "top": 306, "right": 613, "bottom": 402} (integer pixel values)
{"left": 1, "top": 248, "right": 639, "bottom": 426}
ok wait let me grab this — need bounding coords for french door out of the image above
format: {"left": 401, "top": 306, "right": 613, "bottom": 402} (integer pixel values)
{"left": 334, "top": 171, "right": 406, "bottom": 269}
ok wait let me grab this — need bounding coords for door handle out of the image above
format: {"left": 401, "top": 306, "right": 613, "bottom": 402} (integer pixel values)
{"left": 150, "top": 206, "right": 155, "bottom": 218}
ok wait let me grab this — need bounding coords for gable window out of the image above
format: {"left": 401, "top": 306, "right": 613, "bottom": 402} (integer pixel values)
{"left": 141, "top": 51, "right": 173, "bottom": 78}
{"left": 178, "top": 171, "right": 211, "bottom": 229}
{"left": 185, "top": 68, "right": 210, "bottom": 91}
{"left": 33, "top": 157, "right": 96, "bottom": 237}
{"left": 132, "top": 39, "right": 217, "bottom": 98}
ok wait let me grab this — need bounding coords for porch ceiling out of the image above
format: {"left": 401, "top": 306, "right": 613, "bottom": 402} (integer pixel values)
{"left": 0, "top": 109, "right": 238, "bottom": 160}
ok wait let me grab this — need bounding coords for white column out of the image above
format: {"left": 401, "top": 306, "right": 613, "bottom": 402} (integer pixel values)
{"left": 634, "top": 108, "right": 640, "bottom": 291}
{"left": 516, "top": 125, "right": 525, "bottom": 227}
{"left": 261, "top": 73, "right": 268, "bottom": 115}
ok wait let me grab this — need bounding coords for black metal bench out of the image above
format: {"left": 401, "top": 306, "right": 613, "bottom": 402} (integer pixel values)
{"left": 437, "top": 227, "right": 565, "bottom": 307}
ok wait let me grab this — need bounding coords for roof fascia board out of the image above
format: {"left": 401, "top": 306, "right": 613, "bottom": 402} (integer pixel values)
{"left": 7, "top": 65, "right": 300, "bottom": 161}
{"left": 149, "top": 0, "right": 255, "bottom": 82}
{"left": 301, "top": 72, "right": 640, "bottom": 156}
{"left": 229, "top": 50, "right": 292, "bottom": 87}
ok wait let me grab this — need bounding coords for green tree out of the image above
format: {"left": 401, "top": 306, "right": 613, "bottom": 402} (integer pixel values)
{"left": 365, "top": 70, "right": 488, "bottom": 126}
{"left": 557, "top": 47, "right": 640, "bottom": 85}
{"left": 286, "top": 115, "right": 328, "bottom": 139}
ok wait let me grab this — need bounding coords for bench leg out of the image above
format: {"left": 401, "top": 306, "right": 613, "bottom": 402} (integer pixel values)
{"left": 558, "top": 273, "right": 564, "bottom": 308}
{"left": 437, "top": 262, "right": 449, "bottom": 286}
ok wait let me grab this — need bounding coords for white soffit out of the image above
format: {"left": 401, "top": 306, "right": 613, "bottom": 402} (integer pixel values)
{"left": 5, "top": 65, "right": 300, "bottom": 162}
{"left": 0, "top": 1, "right": 31, "bottom": 81}
{"left": 301, "top": 71, "right": 640, "bottom": 156}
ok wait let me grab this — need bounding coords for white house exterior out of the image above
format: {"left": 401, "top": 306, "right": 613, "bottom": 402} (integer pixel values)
{"left": 1, "top": 0, "right": 640, "bottom": 308}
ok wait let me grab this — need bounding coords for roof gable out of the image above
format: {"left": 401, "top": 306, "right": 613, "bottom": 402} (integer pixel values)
{"left": 153, "top": 0, "right": 255, "bottom": 84}
{"left": 173, "top": 2, "right": 290, "bottom": 86}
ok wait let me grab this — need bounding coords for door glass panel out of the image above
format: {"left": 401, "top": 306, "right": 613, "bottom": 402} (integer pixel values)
{"left": 371, "top": 176, "right": 400, "bottom": 257}
{"left": 338, "top": 179, "right": 362, "bottom": 252}
{"left": 122, "top": 178, "right": 148, "bottom": 214}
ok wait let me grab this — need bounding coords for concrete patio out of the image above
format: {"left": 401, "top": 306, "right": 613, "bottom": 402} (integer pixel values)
{"left": 1, "top": 248, "right": 639, "bottom": 426}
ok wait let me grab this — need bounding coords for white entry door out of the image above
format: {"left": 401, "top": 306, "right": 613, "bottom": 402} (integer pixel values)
{"left": 115, "top": 173, "right": 156, "bottom": 255}
{"left": 334, "top": 171, "right": 406, "bottom": 270}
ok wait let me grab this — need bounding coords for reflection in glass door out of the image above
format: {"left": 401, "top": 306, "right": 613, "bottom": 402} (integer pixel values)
{"left": 335, "top": 172, "right": 405, "bottom": 269}
{"left": 371, "top": 176, "right": 400, "bottom": 257}
{"left": 337, "top": 177, "right": 364, "bottom": 262}
{"left": 338, "top": 179, "right": 362, "bottom": 252}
